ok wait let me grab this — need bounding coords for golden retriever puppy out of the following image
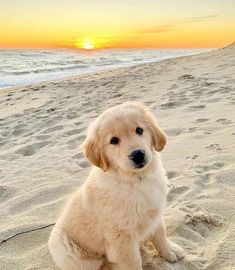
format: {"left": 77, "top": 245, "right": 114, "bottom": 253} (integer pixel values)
{"left": 48, "top": 102, "right": 184, "bottom": 270}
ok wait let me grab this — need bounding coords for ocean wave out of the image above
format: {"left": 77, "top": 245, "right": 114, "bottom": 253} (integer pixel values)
{"left": 4, "top": 64, "right": 90, "bottom": 75}
{"left": 0, "top": 48, "right": 212, "bottom": 89}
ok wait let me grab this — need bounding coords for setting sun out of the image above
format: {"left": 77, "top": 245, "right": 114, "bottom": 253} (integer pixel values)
{"left": 75, "top": 40, "right": 95, "bottom": 50}
{"left": 82, "top": 41, "right": 95, "bottom": 50}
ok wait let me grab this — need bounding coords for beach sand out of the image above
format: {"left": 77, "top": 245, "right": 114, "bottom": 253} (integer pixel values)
{"left": 0, "top": 43, "right": 234, "bottom": 270}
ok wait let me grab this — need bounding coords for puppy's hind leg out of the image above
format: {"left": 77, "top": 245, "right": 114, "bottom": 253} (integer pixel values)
{"left": 48, "top": 228, "right": 103, "bottom": 270}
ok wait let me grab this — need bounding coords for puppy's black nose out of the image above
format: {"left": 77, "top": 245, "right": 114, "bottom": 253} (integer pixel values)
{"left": 129, "top": 149, "right": 145, "bottom": 166}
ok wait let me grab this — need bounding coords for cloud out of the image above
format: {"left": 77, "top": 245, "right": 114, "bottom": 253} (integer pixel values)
{"left": 139, "top": 24, "right": 173, "bottom": 34}
{"left": 182, "top": 15, "right": 219, "bottom": 23}
{"left": 139, "top": 14, "right": 219, "bottom": 34}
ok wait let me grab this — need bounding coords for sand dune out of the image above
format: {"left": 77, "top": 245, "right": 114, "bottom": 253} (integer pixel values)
{"left": 0, "top": 43, "right": 234, "bottom": 270}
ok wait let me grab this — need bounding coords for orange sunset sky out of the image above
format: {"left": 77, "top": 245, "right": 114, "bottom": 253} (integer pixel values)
{"left": 0, "top": 0, "right": 234, "bottom": 49}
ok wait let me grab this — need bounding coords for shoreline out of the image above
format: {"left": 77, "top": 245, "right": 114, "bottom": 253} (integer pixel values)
{"left": 0, "top": 48, "right": 214, "bottom": 92}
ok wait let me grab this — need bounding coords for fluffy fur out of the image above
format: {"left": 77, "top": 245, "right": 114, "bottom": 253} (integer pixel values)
{"left": 48, "top": 102, "right": 184, "bottom": 270}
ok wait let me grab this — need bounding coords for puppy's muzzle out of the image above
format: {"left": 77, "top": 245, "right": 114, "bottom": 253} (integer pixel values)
{"left": 129, "top": 149, "right": 146, "bottom": 168}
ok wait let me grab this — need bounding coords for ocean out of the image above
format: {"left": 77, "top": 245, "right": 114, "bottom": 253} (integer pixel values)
{"left": 0, "top": 48, "right": 212, "bottom": 89}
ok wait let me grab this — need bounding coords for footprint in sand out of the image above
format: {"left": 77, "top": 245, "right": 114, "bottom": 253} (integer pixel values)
{"left": 82, "top": 101, "right": 92, "bottom": 107}
{"left": 77, "top": 160, "right": 89, "bottom": 168}
{"left": 73, "top": 153, "right": 84, "bottom": 159}
{"left": 160, "top": 101, "right": 181, "bottom": 109}
{"left": 178, "top": 74, "right": 195, "bottom": 80}
{"left": 186, "top": 127, "right": 198, "bottom": 133}
{"left": 167, "top": 185, "right": 189, "bottom": 202}
{"left": 113, "top": 93, "right": 124, "bottom": 98}
{"left": 202, "top": 81, "right": 215, "bottom": 87}
{"left": 72, "top": 153, "right": 89, "bottom": 168}
{"left": 194, "top": 162, "right": 225, "bottom": 174}
{"left": 195, "top": 118, "right": 209, "bottom": 123}
{"left": 185, "top": 212, "right": 223, "bottom": 229}
{"left": 206, "top": 144, "right": 224, "bottom": 151}
{"left": 177, "top": 207, "right": 224, "bottom": 269}
{"left": 0, "top": 140, "right": 7, "bottom": 147}
{"left": 166, "top": 170, "right": 189, "bottom": 201}
{"left": 15, "top": 141, "right": 49, "bottom": 156}
{"left": 169, "top": 83, "right": 179, "bottom": 90}
{"left": 0, "top": 186, "right": 7, "bottom": 197}
{"left": 164, "top": 127, "right": 186, "bottom": 136}
{"left": 1, "top": 129, "right": 11, "bottom": 137}
{"left": 167, "top": 170, "right": 180, "bottom": 179}
{"left": 195, "top": 173, "right": 212, "bottom": 186}
{"left": 188, "top": 105, "right": 206, "bottom": 110}
{"left": 74, "top": 121, "right": 84, "bottom": 126}
{"left": 47, "top": 108, "right": 56, "bottom": 113}
{"left": 216, "top": 118, "right": 232, "bottom": 124}
{"left": 186, "top": 155, "right": 199, "bottom": 160}
{"left": 32, "top": 87, "right": 40, "bottom": 91}
{"left": 66, "top": 112, "right": 78, "bottom": 119}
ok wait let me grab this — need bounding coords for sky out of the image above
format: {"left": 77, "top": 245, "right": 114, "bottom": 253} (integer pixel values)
{"left": 0, "top": 0, "right": 234, "bottom": 49}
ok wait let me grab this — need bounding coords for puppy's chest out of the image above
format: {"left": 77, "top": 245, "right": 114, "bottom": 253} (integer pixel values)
{"left": 120, "top": 182, "right": 166, "bottom": 231}
{"left": 134, "top": 185, "right": 164, "bottom": 216}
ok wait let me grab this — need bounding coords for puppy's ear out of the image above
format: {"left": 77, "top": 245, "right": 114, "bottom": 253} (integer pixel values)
{"left": 145, "top": 109, "right": 167, "bottom": 152}
{"left": 81, "top": 133, "right": 108, "bottom": 172}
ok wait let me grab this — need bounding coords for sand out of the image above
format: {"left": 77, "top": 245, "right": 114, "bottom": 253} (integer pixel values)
{"left": 0, "top": 43, "right": 234, "bottom": 270}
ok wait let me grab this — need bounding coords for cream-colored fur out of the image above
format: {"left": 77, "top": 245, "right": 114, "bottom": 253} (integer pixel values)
{"left": 48, "top": 102, "right": 185, "bottom": 270}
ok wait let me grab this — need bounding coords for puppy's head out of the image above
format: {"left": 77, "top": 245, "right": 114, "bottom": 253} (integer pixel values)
{"left": 82, "top": 102, "right": 166, "bottom": 173}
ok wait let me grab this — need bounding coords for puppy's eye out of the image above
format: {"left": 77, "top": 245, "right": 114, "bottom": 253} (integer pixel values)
{"left": 136, "top": 127, "right": 143, "bottom": 135}
{"left": 110, "top": 137, "right": 119, "bottom": 145}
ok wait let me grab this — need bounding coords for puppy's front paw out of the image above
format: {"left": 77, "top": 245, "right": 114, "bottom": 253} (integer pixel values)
{"left": 160, "top": 240, "right": 185, "bottom": 263}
